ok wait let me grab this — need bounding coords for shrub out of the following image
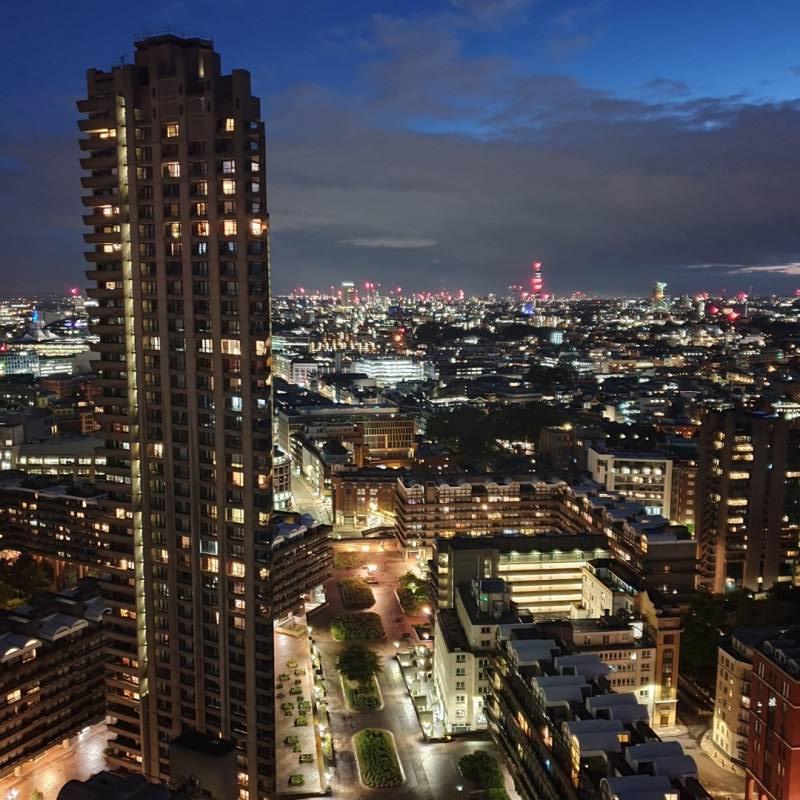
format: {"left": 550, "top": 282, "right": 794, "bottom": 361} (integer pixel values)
{"left": 299, "top": 753, "right": 313, "bottom": 764}
{"left": 331, "top": 612, "right": 385, "bottom": 641}
{"left": 354, "top": 729, "right": 403, "bottom": 788}
{"left": 398, "top": 571, "right": 428, "bottom": 614}
{"left": 284, "top": 735, "right": 299, "bottom": 746}
{"left": 398, "top": 586, "right": 422, "bottom": 614}
{"left": 288, "top": 774, "right": 305, "bottom": 786}
{"left": 337, "top": 644, "right": 382, "bottom": 681}
{"left": 334, "top": 552, "right": 364, "bottom": 569}
{"left": 343, "top": 674, "right": 381, "bottom": 711}
{"left": 459, "top": 752, "right": 506, "bottom": 793}
{"left": 295, "top": 716, "right": 308, "bottom": 726}
{"left": 340, "top": 577, "right": 376, "bottom": 609}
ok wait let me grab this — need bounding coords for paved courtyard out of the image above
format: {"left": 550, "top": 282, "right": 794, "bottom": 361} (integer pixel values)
{"left": 0, "top": 721, "right": 109, "bottom": 800}
{"left": 309, "top": 543, "right": 520, "bottom": 800}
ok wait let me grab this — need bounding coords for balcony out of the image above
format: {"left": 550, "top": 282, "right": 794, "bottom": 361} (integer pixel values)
{"left": 81, "top": 173, "right": 117, "bottom": 190}
{"left": 78, "top": 114, "right": 115, "bottom": 133}
{"left": 82, "top": 191, "right": 119, "bottom": 207}
{"left": 83, "top": 230, "right": 121, "bottom": 245}
{"left": 80, "top": 153, "right": 117, "bottom": 171}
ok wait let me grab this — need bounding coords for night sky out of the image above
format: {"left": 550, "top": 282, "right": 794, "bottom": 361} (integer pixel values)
{"left": 4, "top": 0, "right": 800, "bottom": 296}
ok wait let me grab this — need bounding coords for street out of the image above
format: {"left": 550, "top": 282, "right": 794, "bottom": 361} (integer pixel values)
{"left": 291, "top": 473, "right": 332, "bottom": 525}
{"left": 660, "top": 707, "right": 745, "bottom": 800}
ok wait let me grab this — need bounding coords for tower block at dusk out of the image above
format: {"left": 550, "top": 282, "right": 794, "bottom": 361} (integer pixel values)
{"left": 80, "top": 35, "right": 275, "bottom": 797}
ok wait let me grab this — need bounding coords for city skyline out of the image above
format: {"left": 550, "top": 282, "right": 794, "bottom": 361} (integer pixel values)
{"left": 5, "top": 1, "right": 800, "bottom": 296}
{"left": 0, "top": 14, "right": 800, "bottom": 800}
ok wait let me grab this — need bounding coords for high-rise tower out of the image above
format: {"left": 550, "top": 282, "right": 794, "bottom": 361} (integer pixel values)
{"left": 530, "top": 261, "right": 543, "bottom": 299}
{"left": 696, "top": 409, "right": 800, "bottom": 593}
{"left": 80, "top": 36, "right": 274, "bottom": 797}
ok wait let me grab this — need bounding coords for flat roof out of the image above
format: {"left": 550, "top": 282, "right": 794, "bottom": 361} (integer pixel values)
{"left": 437, "top": 533, "right": 610, "bottom": 553}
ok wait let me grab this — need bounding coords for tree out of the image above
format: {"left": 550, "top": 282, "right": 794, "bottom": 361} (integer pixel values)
{"left": 337, "top": 644, "right": 382, "bottom": 682}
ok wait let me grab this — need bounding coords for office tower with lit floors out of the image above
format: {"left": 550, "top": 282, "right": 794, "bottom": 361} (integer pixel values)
{"left": 80, "top": 36, "right": 274, "bottom": 799}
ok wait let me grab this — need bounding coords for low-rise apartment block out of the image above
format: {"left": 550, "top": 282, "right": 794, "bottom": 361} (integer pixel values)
{"left": 0, "top": 581, "right": 108, "bottom": 775}
{"left": 489, "top": 627, "right": 711, "bottom": 800}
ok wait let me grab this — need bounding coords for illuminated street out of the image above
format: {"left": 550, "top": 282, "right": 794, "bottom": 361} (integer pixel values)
{"left": 0, "top": 722, "right": 109, "bottom": 800}
{"left": 291, "top": 473, "right": 332, "bottom": 525}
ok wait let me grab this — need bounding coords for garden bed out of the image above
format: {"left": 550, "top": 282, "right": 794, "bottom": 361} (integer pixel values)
{"left": 342, "top": 674, "right": 383, "bottom": 712}
{"left": 340, "top": 577, "right": 376, "bottom": 609}
{"left": 331, "top": 612, "right": 386, "bottom": 641}
{"left": 334, "top": 551, "right": 364, "bottom": 569}
{"left": 354, "top": 729, "right": 404, "bottom": 789}
{"left": 459, "top": 752, "right": 509, "bottom": 800}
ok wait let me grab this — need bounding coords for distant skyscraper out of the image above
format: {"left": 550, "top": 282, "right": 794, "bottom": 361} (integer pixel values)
{"left": 80, "top": 36, "right": 274, "bottom": 797}
{"left": 696, "top": 409, "right": 800, "bottom": 593}
{"left": 341, "top": 280, "right": 356, "bottom": 306}
{"left": 530, "top": 261, "right": 543, "bottom": 298}
{"left": 652, "top": 281, "right": 667, "bottom": 306}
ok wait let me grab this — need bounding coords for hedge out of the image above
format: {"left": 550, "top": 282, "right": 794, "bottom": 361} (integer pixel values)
{"left": 340, "top": 577, "right": 376, "bottom": 609}
{"left": 355, "top": 729, "right": 403, "bottom": 788}
{"left": 331, "top": 612, "right": 386, "bottom": 641}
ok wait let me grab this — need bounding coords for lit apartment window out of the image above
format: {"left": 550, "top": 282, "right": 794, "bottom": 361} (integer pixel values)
{"left": 222, "top": 160, "right": 236, "bottom": 174}
{"left": 223, "top": 220, "right": 237, "bottom": 236}
{"left": 164, "top": 161, "right": 181, "bottom": 178}
{"left": 101, "top": 205, "right": 114, "bottom": 217}
{"left": 222, "top": 179, "right": 236, "bottom": 195}
{"left": 165, "top": 123, "right": 180, "bottom": 138}
{"left": 195, "top": 221, "right": 210, "bottom": 237}
{"left": 167, "top": 222, "right": 181, "bottom": 239}
{"left": 250, "top": 219, "right": 264, "bottom": 236}
{"left": 225, "top": 117, "right": 235, "bottom": 132}
{"left": 231, "top": 470, "right": 244, "bottom": 487}
{"left": 228, "top": 561, "right": 246, "bottom": 577}
{"left": 194, "top": 181, "right": 208, "bottom": 196}
{"left": 193, "top": 202, "right": 208, "bottom": 216}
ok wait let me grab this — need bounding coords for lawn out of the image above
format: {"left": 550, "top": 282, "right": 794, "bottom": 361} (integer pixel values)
{"left": 331, "top": 612, "right": 386, "bottom": 641}
{"left": 340, "top": 577, "right": 376, "bottom": 609}
{"left": 343, "top": 674, "right": 382, "bottom": 712}
{"left": 354, "top": 729, "right": 403, "bottom": 788}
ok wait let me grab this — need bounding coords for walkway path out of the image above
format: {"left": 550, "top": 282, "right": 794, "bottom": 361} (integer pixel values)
{"left": 309, "top": 548, "right": 519, "bottom": 799}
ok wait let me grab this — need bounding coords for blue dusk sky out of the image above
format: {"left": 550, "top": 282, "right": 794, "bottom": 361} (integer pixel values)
{"left": 4, "top": 0, "right": 800, "bottom": 296}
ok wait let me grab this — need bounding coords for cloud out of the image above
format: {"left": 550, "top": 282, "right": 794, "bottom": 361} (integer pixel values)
{"left": 685, "top": 262, "right": 800, "bottom": 276}
{"left": 449, "top": 0, "right": 531, "bottom": 22}
{"left": 4, "top": 4, "right": 800, "bottom": 297}
{"left": 740, "top": 263, "right": 800, "bottom": 275}
{"left": 643, "top": 78, "right": 691, "bottom": 97}
{"left": 339, "top": 237, "right": 438, "bottom": 249}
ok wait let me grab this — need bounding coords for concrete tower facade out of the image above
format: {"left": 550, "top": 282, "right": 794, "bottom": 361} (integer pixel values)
{"left": 80, "top": 35, "right": 274, "bottom": 798}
